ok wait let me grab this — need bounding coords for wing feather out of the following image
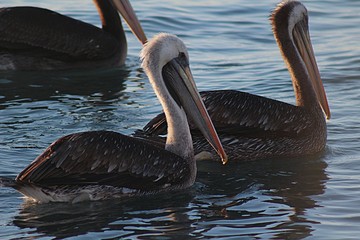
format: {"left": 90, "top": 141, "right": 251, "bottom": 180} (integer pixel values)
{"left": 16, "top": 131, "right": 190, "bottom": 191}
{"left": 0, "top": 7, "right": 118, "bottom": 60}
{"left": 142, "top": 90, "right": 312, "bottom": 136}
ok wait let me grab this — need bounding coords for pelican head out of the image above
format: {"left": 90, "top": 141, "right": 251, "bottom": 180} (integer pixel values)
{"left": 271, "top": 1, "right": 330, "bottom": 119}
{"left": 141, "top": 33, "right": 227, "bottom": 164}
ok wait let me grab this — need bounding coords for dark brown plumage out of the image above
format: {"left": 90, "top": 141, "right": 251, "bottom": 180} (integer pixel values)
{"left": 17, "top": 131, "right": 190, "bottom": 191}
{"left": 0, "top": 0, "right": 145, "bottom": 70}
{"left": 139, "top": 1, "right": 330, "bottom": 161}
{"left": 0, "top": 34, "right": 226, "bottom": 203}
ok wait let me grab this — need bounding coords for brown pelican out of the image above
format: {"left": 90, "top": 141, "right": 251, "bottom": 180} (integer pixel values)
{"left": 139, "top": 1, "right": 331, "bottom": 161}
{"left": 0, "top": 0, "right": 147, "bottom": 71}
{"left": 0, "top": 33, "right": 227, "bottom": 203}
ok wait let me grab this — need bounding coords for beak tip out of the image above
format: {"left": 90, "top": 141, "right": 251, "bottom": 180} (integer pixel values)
{"left": 141, "top": 38, "right": 148, "bottom": 45}
{"left": 221, "top": 154, "right": 228, "bottom": 165}
{"left": 324, "top": 105, "right": 331, "bottom": 120}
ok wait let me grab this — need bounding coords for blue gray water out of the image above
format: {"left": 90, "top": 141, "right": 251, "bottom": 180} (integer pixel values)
{"left": 0, "top": 0, "right": 359, "bottom": 239}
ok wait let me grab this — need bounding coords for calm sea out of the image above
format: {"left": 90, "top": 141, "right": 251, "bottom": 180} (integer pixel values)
{"left": 0, "top": 0, "right": 360, "bottom": 239}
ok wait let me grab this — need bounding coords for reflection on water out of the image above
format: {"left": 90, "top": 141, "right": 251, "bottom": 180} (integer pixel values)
{"left": 13, "top": 191, "right": 195, "bottom": 239}
{"left": 0, "top": 67, "right": 140, "bottom": 154}
{"left": 193, "top": 156, "right": 328, "bottom": 239}
{"left": 11, "top": 156, "right": 327, "bottom": 239}
{"left": 0, "top": 68, "right": 130, "bottom": 108}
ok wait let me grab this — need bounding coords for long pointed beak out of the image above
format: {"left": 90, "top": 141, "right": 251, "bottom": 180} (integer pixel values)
{"left": 164, "top": 58, "right": 228, "bottom": 164}
{"left": 293, "top": 21, "right": 331, "bottom": 119}
{"left": 112, "top": 0, "right": 147, "bottom": 45}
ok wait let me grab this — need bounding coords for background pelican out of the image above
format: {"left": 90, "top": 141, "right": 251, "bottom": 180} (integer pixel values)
{"left": 0, "top": 0, "right": 147, "bottom": 70}
{"left": 139, "top": 1, "right": 330, "bottom": 161}
{"left": 0, "top": 33, "right": 227, "bottom": 203}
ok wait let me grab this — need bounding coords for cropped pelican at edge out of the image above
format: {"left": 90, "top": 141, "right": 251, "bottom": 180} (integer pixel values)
{"left": 0, "top": 33, "right": 227, "bottom": 203}
{"left": 139, "top": 1, "right": 331, "bottom": 161}
{"left": 0, "top": 0, "right": 147, "bottom": 70}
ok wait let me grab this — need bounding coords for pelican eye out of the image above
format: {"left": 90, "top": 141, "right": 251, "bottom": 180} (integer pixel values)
{"left": 176, "top": 52, "right": 189, "bottom": 67}
{"left": 178, "top": 52, "right": 186, "bottom": 58}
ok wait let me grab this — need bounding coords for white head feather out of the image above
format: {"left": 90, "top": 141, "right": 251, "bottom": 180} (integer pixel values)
{"left": 141, "top": 33, "right": 189, "bottom": 75}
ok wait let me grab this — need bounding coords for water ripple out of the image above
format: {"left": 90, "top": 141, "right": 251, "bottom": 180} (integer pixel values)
{"left": 0, "top": 0, "right": 359, "bottom": 239}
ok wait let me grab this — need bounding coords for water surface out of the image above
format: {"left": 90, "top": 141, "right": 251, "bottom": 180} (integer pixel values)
{"left": 0, "top": 0, "right": 360, "bottom": 239}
